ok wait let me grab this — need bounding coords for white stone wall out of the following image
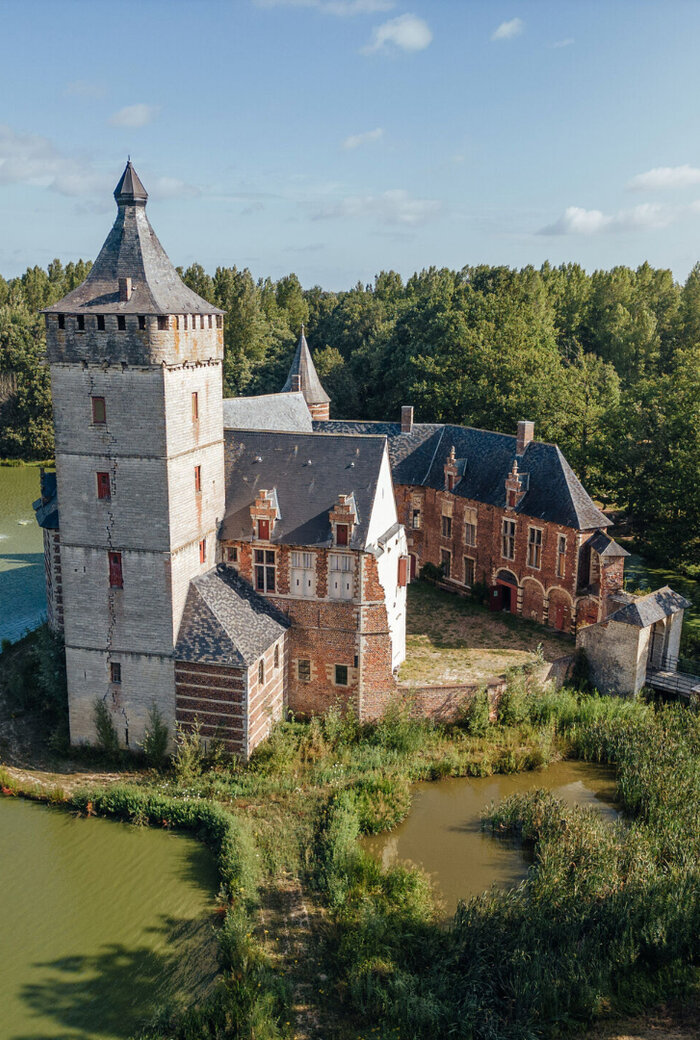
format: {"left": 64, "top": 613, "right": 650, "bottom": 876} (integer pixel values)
{"left": 577, "top": 619, "right": 650, "bottom": 696}
{"left": 366, "top": 448, "right": 407, "bottom": 670}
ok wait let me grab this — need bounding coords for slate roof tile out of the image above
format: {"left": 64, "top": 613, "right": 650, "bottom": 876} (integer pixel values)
{"left": 607, "top": 586, "right": 691, "bottom": 627}
{"left": 223, "top": 392, "right": 312, "bottom": 432}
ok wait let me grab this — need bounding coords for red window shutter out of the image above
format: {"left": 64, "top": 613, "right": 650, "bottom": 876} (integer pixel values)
{"left": 336, "top": 524, "right": 348, "bottom": 546}
{"left": 109, "top": 552, "right": 123, "bottom": 588}
{"left": 258, "top": 518, "right": 270, "bottom": 540}
{"left": 398, "top": 555, "right": 408, "bottom": 587}
{"left": 194, "top": 465, "right": 201, "bottom": 492}
{"left": 97, "top": 472, "right": 111, "bottom": 499}
{"left": 199, "top": 539, "right": 207, "bottom": 564}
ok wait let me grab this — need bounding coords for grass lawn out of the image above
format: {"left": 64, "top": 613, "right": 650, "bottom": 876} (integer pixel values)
{"left": 399, "top": 581, "right": 574, "bottom": 687}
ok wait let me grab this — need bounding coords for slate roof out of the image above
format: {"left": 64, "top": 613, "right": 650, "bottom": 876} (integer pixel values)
{"left": 44, "top": 162, "right": 223, "bottom": 316}
{"left": 607, "top": 586, "right": 691, "bottom": 628}
{"left": 281, "top": 327, "right": 330, "bottom": 406}
{"left": 314, "top": 420, "right": 610, "bottom": 531}
{"left": 222, "top": 429, "right": 386, "bottom": 547}
{"left": 588, "top": 530, "right": 630, "bottom": 558}
{"left": 175, "top": 565, "right": 289, "bottom": 667}
{"left": 223, "top": 392, "right": 312, "bottom": 432}
{"left": 32, "top": 470, "right": 59, "bottom": 530}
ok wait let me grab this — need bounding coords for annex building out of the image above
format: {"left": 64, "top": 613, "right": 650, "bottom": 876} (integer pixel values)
{"left": 35, "top": 163, "right": 631, "bottom": 756}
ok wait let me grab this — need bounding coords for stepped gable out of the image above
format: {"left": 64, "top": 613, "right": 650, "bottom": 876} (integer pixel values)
{"left": 221, "top": 428, "right": 386, "bottom": 547}
{"left": 175, "top": 566, "right": 289, "bottom": 667}
{"left": 44, "top": 161, "right": 223, "bottom": 316}
{"left": 281, "top": 325, "right": 330, "bottom": 407}
{"left": 314, "top": 419, "right": 610, "bottom": 530}
{"left": 223, "top": 391, "right": 313, "bottom": 432}
{"left": 606, "top": 586, "right": 691, "bottom": 628}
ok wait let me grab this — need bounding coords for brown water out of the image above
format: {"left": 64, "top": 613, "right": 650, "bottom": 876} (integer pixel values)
{"left": 0, "top": 796, "right": 220, "bottom": 1040}
{"left": 363, "top": 760, "right": 618, "bottom": 914}
{"left": 0, "top": 466, "right": 46, "bottom": 645}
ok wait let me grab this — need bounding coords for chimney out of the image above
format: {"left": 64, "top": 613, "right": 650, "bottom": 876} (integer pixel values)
{"left": 119, "top": 276, "right": 132, "bottom": 302}
{"left": 516, "top": 420, "right": 534, "bottom": 455}
{"left": 291, "top": 374, "right": 301, "bottom": 392}
{"left": 401, "top": 405, "right": 414, "bottom": 434}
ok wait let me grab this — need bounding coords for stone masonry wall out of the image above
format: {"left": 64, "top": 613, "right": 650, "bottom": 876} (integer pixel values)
{"left": 43, "top": 528, "right": 63, "bottom": 633}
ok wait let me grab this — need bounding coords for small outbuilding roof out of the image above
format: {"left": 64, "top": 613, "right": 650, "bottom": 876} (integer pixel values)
{"left": 222, "top": 392, "right": 312, "bottom": 432}
{"left": 221, "top": 429, "right": 386, "bottom": 548}
{"left": 175, "top": 566, "right": 289, "bottom": 667}
{"left": 607, "top": 586, "right": 691, "bottom": 628}
{"left": 588, "top": 530, "right": 630, "bottom": 558}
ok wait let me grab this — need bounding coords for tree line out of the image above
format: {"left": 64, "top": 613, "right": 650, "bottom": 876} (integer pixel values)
{"left": 1, "top": 258, "right": 698, "bottom": 570}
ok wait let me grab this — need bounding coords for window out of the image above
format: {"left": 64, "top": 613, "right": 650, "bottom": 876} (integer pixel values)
{"left": 274, "top": 644, "right": 279, "bottom": 669}
{"left": 110, "top": 662, "right": 122, "bottom": 684}
{"left": 465, "top": 507, "right": 477, "bottom": 547}
{"left": 199, "top": 538, "right": 207, "bottom": 564}
{"left": 440, "top": 548, "right": 451, "bottom": 577}
{"left": 216, "top": 315, "right": 223, "bottom": 329}
{"left": 556, "top": 535, "right": 567, "bottom": 578}
{"left": 138, "top": 315, "right": 146, "bottom": 330}
{"left": 502, "top": 519, "right": 516, "bottom": 560}
{"left": 336, "top": 523, "right": 349, "bottom": 546}
{"left": 329, "top": 554, "right": 353, "bottom": 599}
{"left": 76, "top": 314, "right": 85, "bottom": 331}
{"left": 157, "top": 315, "right": 168, "bottom": 331}
{"left": 334, "top": 664, "right": 348, "bottom": 686}
{"left": 441, "top": 515, "right": 452, "bottom": 538}
{"left": 258, "top": 658, "right": 265, "bottom": 685}
{"left": 257, "top": 518, "right": 271, "bottom": 541}
{"left": 527, "top": 527, "right": 542, "bottom": 569}
{"left": 411, "top": 509, "right": 421, "bottom": 530}
{"left": 97, "top": 315, "right": 105, "bottom": 331}
{"left": 57, "top": 314, "right": 65, "bottom": 329}
{"left": 255, "top": 549, "right": 276, "bottom": 592}
{"left": 91, "top": 396, "right": 106, "bottom": 424}
{"left": 291, "top": 551, "right": 315, "bottom": 598}
{"left": 117, "top": 315, "right": 126, "bottom": 331}
{"left": 194, "top": 465, "right": 202, "bottom": 492}
{"left": 226, "top": 546, "right": 238, "bottom": 564}
{"left": 464, "top": 557, "right": 475, "bottom": 587}
{"left": 298, "top": 659, "right": 311, "bottom": 683}
{"left": 108, "top": 551, "right": 123, "bottom": 588}
{"left": 191, "top": 392, "right": 199, "bottom": 422}
{"left": 398, "top": 555, "right": 408, "bottom": 587}
{"left": 96, "top": 472, "right": 111, "bottom": 499}
{"left": 208, "top": 315, "right": 214, "bottom": 329}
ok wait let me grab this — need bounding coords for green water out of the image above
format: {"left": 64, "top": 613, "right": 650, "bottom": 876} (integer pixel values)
{"left": 0, "top": 797, "right": 220, "bottom": 1040}
{"left": 363, "top": 760, "right": 618, "bottom": 915}
{"left": 0, "top": 466, "right": 46, "bottom": 645}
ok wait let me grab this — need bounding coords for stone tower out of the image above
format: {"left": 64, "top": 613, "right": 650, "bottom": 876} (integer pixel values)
{"left": 281, "top": 325, "right": 330, "bottom": 420}
{"left": 44, "top": 162, "right": 225, "bottom": 748}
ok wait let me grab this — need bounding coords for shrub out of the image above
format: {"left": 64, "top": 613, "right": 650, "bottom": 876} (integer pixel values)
{"left": 419, "top": 561, "right": 443, "bottom": 584}
{"left": 93, "top": 697, "right": 120, "bottom": 757}
{"left": 140, "top": 702, "right": 170, "bottom": 769}
{"left": 173, "top": 718, "right": 204, "bottom": 785}
{"left": 371, "top": 698, "right": 425, "bottom": 753}
{"left": 460, "top": 690, "right": 490, "bottom": 736}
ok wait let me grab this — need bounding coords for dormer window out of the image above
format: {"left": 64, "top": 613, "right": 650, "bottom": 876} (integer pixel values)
{"left": 336, "top": 523, "right": 349, "bottom": 546}
{"left": 257, "top": 518, "right": 270, "bottom": 541}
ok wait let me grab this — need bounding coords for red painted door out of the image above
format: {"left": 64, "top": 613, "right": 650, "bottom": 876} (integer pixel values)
{"left": 490, "top": 586, "right": 504, "bottom": 611}
{"left": 554, "top": 604, "right": 565, "bottom": 630}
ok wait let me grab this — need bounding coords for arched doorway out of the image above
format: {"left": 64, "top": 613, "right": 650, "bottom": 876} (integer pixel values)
{"left": 491, "top": 569, "right": 518, "bottom": 614}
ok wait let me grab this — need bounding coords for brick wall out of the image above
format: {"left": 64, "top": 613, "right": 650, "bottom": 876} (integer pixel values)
{"left": 175, "top": 660, "right": 246, "bottom": 753}
{"left": 246, "top": 635, "right": 287, "bottom": 756}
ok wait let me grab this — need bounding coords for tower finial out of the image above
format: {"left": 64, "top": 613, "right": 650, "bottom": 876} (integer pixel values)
{"left": 114, "top": 160, "right": 148, "bottom": 206}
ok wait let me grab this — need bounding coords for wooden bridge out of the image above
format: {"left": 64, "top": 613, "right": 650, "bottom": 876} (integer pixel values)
{"left": 646, "top": 656, "right": 700, "bottom": 702}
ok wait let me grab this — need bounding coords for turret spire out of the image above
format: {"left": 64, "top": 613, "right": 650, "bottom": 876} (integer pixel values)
{"left": 281, "top": 325, "right": 331, "bottom": 420}
{"left": 113, "top": 160, "right": 148, "bottom": 206}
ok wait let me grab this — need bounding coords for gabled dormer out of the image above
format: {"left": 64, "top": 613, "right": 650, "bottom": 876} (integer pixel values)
{"left": 250, "top": 488, "right": 280, "bottom": 541}
{"left": 329, "top": 493, "right": 358, "bottom": 547}
{"left": 505, "top": 460, "right": 529, "bottom": 509}
{"left": 444, "top": 445, "right": 467, "bottom": 492}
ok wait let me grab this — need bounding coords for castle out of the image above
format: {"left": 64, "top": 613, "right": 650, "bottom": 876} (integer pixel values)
{"left": 35, "top": 163, "right": 638, "bottom": 756}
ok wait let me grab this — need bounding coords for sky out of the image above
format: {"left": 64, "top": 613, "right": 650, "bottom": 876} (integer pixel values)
{"left": 3, "top": 0, "right": 700, "bottom": 289}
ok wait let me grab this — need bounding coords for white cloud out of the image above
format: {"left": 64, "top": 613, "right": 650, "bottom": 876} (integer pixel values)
{"left": 552, "top": 37, "right": 574, "bottom": 48}
{"left": 627, "top": 164, "right": 700, "bottom": 191}
{"left": 109, "top": 104, "right": 160, "bottom": 128}
{"left": 362, "top": 13, "right": 432, "bottom": 54}
{"left": 255, "top": 0, "right": 394, "bottom": 14}
{"left": 342, "top": 127, "right": 384, "bottom": 150}
{"left": 540, "top": 202, "right": 675, "bottom": 235}
{"left": 491, "top": 18, "right": 524, "bottom": 41}
{"left": 313, "top": 188, "right": 441, "bottom": 225}
{"left": 0, "top": 124, "right": 109, "bottom": 197}
{"left": 149, "top": 176, "right": 201, "bottom": 201}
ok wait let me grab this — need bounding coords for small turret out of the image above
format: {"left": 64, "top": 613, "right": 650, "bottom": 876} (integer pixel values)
{"left": 281, "top": 324, "right": 330, "bottom": 420}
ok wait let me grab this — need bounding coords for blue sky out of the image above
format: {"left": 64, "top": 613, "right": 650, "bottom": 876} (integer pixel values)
{"left": 3, "top": 0, "right": 700, "bottom": 289}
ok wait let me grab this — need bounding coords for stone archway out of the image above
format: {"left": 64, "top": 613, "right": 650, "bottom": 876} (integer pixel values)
{"left": 522, "top": 577, "right": 545, "bottom": 624}
{"left": 547, "top": 586, "right": 573, "bottom": 632}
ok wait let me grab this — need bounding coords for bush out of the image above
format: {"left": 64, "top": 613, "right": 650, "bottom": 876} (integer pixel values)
{"left": 140, "top": 702, "right": 170, "bottom": 769}
{"left": 370, "top": 698, "right": 425, "bottom": 753}
{"left": 460, "top": 690, "right": 490, "bottom": 736}
{"left": 470, "top": 579, "right": 489, "bottom": 606}
{"left": 173, "top": 718, "right": 204, "bottom": 785}
{"left": 419, "top": 561, "right": 443, "bottom": 584}
{"left": 93, "top": 697, "right": 120, "bottom": 757}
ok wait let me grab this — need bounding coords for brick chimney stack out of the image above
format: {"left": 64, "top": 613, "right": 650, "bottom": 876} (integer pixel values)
{"left": 516, "top": 420, "right": 534, "bottom": 455}
{"left": 401, "top": 405, "right": 414, "bottom": 434}
{"left": 118, "top": 276, "right": 132, "bottom": 302}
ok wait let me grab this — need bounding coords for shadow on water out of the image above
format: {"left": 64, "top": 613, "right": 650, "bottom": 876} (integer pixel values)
{"left": 0, "top": 553, "right": 46, "bottom": 646}
{"left": 14, "top": 914, "right": 218, "bottom": 1040}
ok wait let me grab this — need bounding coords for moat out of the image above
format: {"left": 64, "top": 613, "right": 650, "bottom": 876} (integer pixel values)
{"left": 0, "top": 797, "right": 219, "bottom": 1040}
{"left": 363, "top": 759, "right": 618, "bottom": 914}
{"left": 0, "top": 466, "right": 45, "bottom": 646}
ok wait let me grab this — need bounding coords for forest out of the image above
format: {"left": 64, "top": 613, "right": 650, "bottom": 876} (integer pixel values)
{"left": 0, "top": 257, "right": 698, "bottom": 572}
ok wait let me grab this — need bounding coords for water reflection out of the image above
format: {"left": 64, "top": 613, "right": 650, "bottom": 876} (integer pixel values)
{"left": 0, "top": 467, "right": 46, "bottom": 646}
{"left": 363, "top": 760, "right": 618, "bottom": 914}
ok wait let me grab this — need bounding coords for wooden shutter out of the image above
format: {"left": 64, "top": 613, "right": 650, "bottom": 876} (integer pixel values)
{"left": 398, "top": 555, "right": 408, "bottom": 587}
{"left": 108, "top": 552, "right": 123, "bottom": 588}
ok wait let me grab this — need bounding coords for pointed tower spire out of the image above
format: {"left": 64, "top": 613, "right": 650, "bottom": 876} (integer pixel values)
{"left": 281, "top": 326, "right": 331, "bottom": 420}
{"left": 114, "top": 160, "right": 148, "bottom": 206}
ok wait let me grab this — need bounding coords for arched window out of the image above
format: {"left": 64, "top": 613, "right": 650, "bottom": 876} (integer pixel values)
{"left": 258, "top": 658, "right": 265, "bottom": 685}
